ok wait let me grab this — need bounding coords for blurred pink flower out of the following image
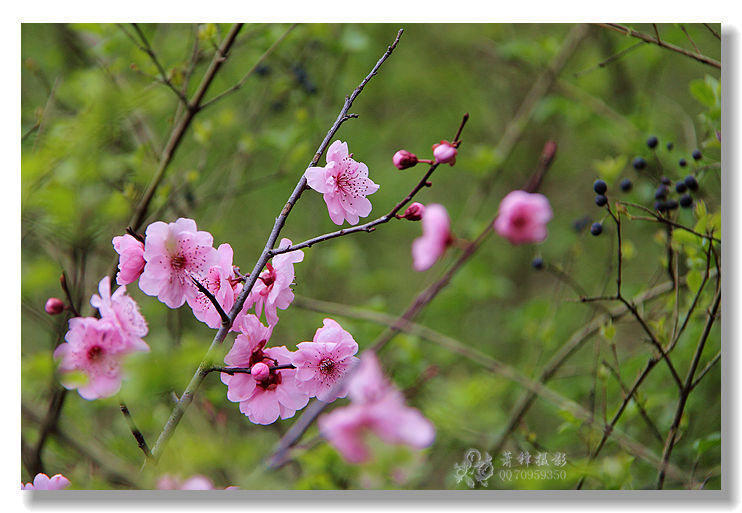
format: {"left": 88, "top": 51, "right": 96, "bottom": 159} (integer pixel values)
{"left": 187, "top": 243, "right": 240, "bottom": 329}
{"left": 432, "top": 140, "right": 457, "bottom": 165}
{"left": 157, "top": 474, "right": 238, "bottom": 490}
{"left": 411, "top": 204, "right": 453, "bottom": 271}
{"left": 112, "top": 233, "right": 146, "bottom": 285}
{"left": 305, "top": 140, "right": 380, "bottom": 225}
{"left": 493, "top": 190, "right": 553, "bottom": 245}
{"left": 221, "top": 314, "right": 308, "bottom": 425}
{"left": 22, "top": 473, "right": 70, "bottom": 490}
{"left": 138, "top": 218, "right": 217, "bottom": 308}
{"left": 54, "top": 317, "right": 143, "bottom": 400}
{"left": 318, "top": 352, "right": 435, "bottom": 464}
{"left": 292, "top": 318, "right": 359, "bottom": 402}
{"left": 90, "top": 276, "right": 149, "bottom": 352}
{"left": 44, "top": 297, "right": 64, "bottom": 315}
{"left": 245, "top": 238, "right": 303, "bottom": 326}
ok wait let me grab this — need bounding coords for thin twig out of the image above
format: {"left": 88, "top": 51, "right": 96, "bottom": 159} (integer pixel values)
{"left": 144, "top": 28, "right": 405, "bottom": 467}
{"left": 573, "top": 41, "right": 646, "bottom": 78}
{"left": 190, "top": 275, "right": 230, "bottom": 326}
{"left": 620, "top": 201, "right": 721, "bottom": 243}
{"left": 595, "top": 23, "right": 721, "bottom": 69}
{"left": 679, "top": 25, "right": 702, "bottom": 55}
{"left": 703, "top": 23, "right": 721, "bottom": 40}
{"left": 690, "top": 351, "right": 720, "bottom": 390}
{"left": 119, "top": 402, "right": 153, "bottom": 461}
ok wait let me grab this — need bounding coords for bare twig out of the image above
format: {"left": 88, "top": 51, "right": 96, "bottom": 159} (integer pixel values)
{"left": 144, "top": 29, "right": 405, "bottom": 466}
{"left": 573, "top": 41, "right": 646, "bottom": 78}
{"left": 119, "top": 402, "right": 153, "bottom": 461}
{"left": 595, "top": 23, "right": 721, "bottom": 69}
{"left": 703, "top": 23, "right": 721, "bottom": 40}
{"left": 679, "top": 25, "right": 702, "bottom": 55}
{"left": 190, "top": 275, "right": 230, "bottom": 326}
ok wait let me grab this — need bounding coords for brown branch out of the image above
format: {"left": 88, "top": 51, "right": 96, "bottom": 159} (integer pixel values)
{"left": 190, "top": 275, "right": 230, "bottom": 327}
{"left": 595, "top": 23, "right": 721, "bottom": 69}
{"left": 119, "top": 402, "right": 153, "bottom": 461}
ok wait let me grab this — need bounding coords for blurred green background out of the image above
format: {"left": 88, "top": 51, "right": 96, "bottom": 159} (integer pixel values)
{"left": 21, "top": 23, "right": 721, "bottom": 490}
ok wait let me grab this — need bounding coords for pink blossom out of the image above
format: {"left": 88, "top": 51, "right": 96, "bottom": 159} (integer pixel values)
{"left": 221, "top": 314, "right": 308, "bottom": 425}
{"left": 399, "top": 202, "right": 425, "bottom": 221}
{"left": 112, "top": 233, "right": 146, "bottom": 285}
{"left": 157, "top": 475, "right": 238, "bottom": 490}
{"left": 243, "top": 238, "right": 303, "bottom": 326}
{"left": 90, "top": 276, "right": 149, "bottom": 352}
{"left": 251, "top": 362, "right": 270, "bottom": 381}
{"left": 411, "top": 204, "right": 453, "bottom": 271}
{"left": 493, "top": 190, "right": 553, "bottom": 245}
{"left": 318, "top": 352, "right": 435, "bottom": 463}
{"left": 21, "top": 473, "right": 70, "bottom": 490}
{"left": 44, "top": 297, "right": 64, "bottom": 315}
{"left": 305, "top": 140, "right": 380, "bottom": 225}
{"left": 393, "top": 150, "right": 418, "bottom": 170}
{"left": 138, "top": 218, "right": 217, "bottom": 308}
{"left": 432, "top": 140, "right": 457, "bottom": 165}
{"left": 187, "top": 243, "right": 241, "bottom": 329}
{"left": 54, "top": 317, "right": 142, "bottom": 400}
{"left": 291, "top": 318, "right": 359, "bottom": 403}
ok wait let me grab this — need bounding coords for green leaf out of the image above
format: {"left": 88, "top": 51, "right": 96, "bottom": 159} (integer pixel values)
{"left": 686, "top": 269, "right": 703, "bottom": 293}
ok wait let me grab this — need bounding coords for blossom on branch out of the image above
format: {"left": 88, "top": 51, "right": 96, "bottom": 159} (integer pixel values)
{"left": 241, "top": 238, "right": 303, "bottom": 327}
{"left": 318, "top": 352, "right": 435, "bottom": 464}
{"left": 21, "top": 473, "right": 70, "bottom": 490}
{"left": 221, "top": 314, "right": 308, "bottom": 425}
{"left": 493, "top": 190, "right": 553, "bottom": 245}
{"left": 112, "top": 233, "right": 145, "bottom": 285}
{"left": 90, "top": 276, "right": 149, "bottom": 352}
{"left": 305, "top": 140, "right": 380, "bottom": 225}
{"left": 187, "top": 243, "right": 241, "bottom": 329}
{"left": 291, "top": 318, "right": 359, "bottom": 403}
{"left": 411, "top": 204, "right": 453, "bottom": 271}
{"left": 432, "top": 140, "right": 457, "bottom": 165}
{"left": 139, "top": 218, "right": 217, "bottom": 309}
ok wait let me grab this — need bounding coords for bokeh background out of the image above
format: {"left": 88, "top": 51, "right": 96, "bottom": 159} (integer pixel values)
{"left": 21, "top": 23, "right": 721, "bottom": 490}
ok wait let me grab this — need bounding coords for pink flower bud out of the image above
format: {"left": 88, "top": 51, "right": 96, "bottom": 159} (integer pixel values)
{"left": 251, "top": 362, "right": 270, "bottom": 381}
{"left": 44, "top": 297, "right": 65, "bottom": 315}
{"left": 401, "top": 202, "right": 425, "bottom": 221}
{"left": 432, "top": 140, "right": 457, "bottom": 166}
{"left": 392, "top": 150, "right": 418, "bottom": 170}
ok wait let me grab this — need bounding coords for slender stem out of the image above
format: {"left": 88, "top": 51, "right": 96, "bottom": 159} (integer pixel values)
{"left": 679, "top": 25, "right": 702, "bottom": 55}
{"left": 703, "top": 23, "right": 721, "bottom": 40}
{"left": 190, "top": 276, "right": 230, "bottom": 326}
{"left": 690, "top": 351, "right": 720, "bottom": 390}
{"left": 595, "top": 23, "right": 721, "bottom": 69}
{"left": 144, "top": 28, "right": 405, "bottom": 466}
{"left": 204, "top": 364, "right": 296, "bottom": 375}
{"left": 119, "top": 402, "right": 153, "bottom": 461}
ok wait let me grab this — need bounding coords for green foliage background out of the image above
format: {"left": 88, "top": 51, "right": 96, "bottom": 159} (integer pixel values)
{"left": 21, "top": 23, "right": 721, "bottom": 490}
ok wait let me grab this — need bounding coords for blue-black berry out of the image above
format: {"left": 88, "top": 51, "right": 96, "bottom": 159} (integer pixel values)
{"left": 620, "top": 178, "right": 633, "bottom": 192}
{"left": 655, "top": 185, "right": 669, "bottom": 199}
{"left": 593, "top": 179, "right": 607, "bottom": 195}
{"left": 679, "top": 194, "right": 693, "bottom": 208}
{"left": 679, "top": 158, "right": 687, "bottom": 167}
{"left": 660, "top": 176, "right": 671, "bottom": 185}
{"left": 675, "top": 181, "right": 687, "bottom": 193}
{"left": 684, "top": 175, "right": 699, "bottom": 190}
{"left": 572, "top": 216, "right": 591, "bottom": 232}
{"left": 692, "top": 149, "right": 702, "bottom": 160}
{"left": 647, "top": 136, "right": 659, "bottom": 149}
{"left": 666, "top": 199, "right": 679, "bottom": 210}
{"left": 531, "top": 257, "right": 544, "bottom": 270}
{"left": 654, "top": 200, "right": 668, "bottom": 212}
{"left": 590, "top": 222, "right": 603, "bottom": 236}
{"left": 666, "top": 142, "right": 674, "bottom": 151}
{"left": 595, "top": 194, "right": 608, "bottom": 207}
{"left": 633, "top": 156, "right": 647, "bottom": 170}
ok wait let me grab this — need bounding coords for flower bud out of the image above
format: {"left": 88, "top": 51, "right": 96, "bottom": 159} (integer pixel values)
{"left": 44, "top": 297, "right": 65, "bottom": 315}
{"left": 393, "top": 150, "right": 418, "bottom": 170}
{"left": 251, "top": 362, "right": 270, "bottom": 381}
{"left": 432, "top": 140, "right": 457, "bottom": 165}
{"left": 401, "top": 202, "right": 425, "bottom": 221}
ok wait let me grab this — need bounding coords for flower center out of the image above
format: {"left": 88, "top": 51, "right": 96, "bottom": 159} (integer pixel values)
{"left": 512, "top": 215, "right": 528, "bottom": 229}
{"left": 87, "top": 345, "right": 103, "bottom": 361}
{"left": 171, "top": 254, "right": 187, "bottom": 270}
{"left": 319, "top": 357, "right": 336, "bottom": 375}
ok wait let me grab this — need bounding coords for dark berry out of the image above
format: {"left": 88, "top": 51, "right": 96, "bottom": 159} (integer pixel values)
{"left": 572, "top": 216, "right": 591, "bottom": 232}
{"left": 666, "top": 142, "right": 674, "bottom": 151}
{"left": 647, "top": 136, "right": 659, "bottom": 149}
{"left": 633, "top": 157, "right": 647, "bottom": 170}
{"left": 654, "top": 200, "right": 668, "bottom": 212}
{"left": 255, "top": 64, "right": 271, "bottom": 76}
{"left": 679, "top": 158, "right": 687, "bottom": 167}
{"left": 595, "top": 194, "right": 608, "bottom": 207}
{"left": 692, "top": 149, "right": 702, "bottom": 160}
{"left": 660, "top": 176, "right": 671, "bottom": 185}
{"left": 666, "top": 199, "right": 679, "bottom": 210}
{"left": 684, "top": 175, "right": 699, "bottom": 191}
{"left": 655, "top": 185, "right": 669, "bottom": 199}
{"left": 590, "top": 222, "right": 603, "bottom": 236}
{"left": 679, "top": 194, "right": 693, "bottom": 208}
{"left": 675, "top": 181, "right": 687, "bottom": 193}
{"left": 620, "top": 178, "right": 633, "bottom": 192}
{"left": 593, "top": 179, "right": 607, "bottom": 195}
{"left": 531, "top": 257, "right": 544, "bottom": 270}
